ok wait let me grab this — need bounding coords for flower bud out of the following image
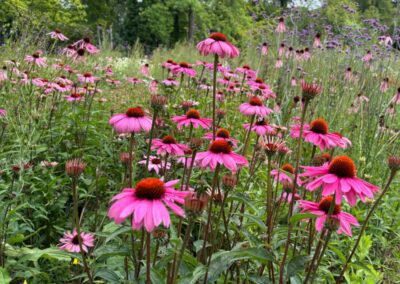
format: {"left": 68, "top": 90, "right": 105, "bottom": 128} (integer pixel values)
{"left": 65, "top": 158, "right": 86, "bottom": 177}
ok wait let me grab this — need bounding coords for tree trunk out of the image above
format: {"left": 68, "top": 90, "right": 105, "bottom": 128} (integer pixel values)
{"left": 188, "top": 6, "right": 195, "bottom": 43}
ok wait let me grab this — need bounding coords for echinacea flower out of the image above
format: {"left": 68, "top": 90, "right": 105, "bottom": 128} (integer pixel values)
{"left": 78, "top": 72, "right": 97, "bottom": 84}
{"left": 47, "top": 29, "right": 68, "bottom": 41}
{"left": 172, "top": 109, "right": 212, "bottom": 129}
{"left": 196, "top": 32, "right": 239, "bottom": 59}
{"left": 195, "top": 140, "right": 248, "bottom": 173}
{"left": 243, "top": 118, "right": 275, "bottom": 136}
{"left": 127, "top": 77, "right": 144, "bottom": 85}
{"left": 298, "top": 196, "right": 359, "bottom": 236}
{"left": 151, "top": 135, "right": 189, "bottom": 156}
{"left": 65, "top": 93, "right": 83, "bottom": 102}
{"left": 239, "top": 96, "right": 273, "bottom": 117}
{"left": 109, "top": 107, "right": 152, "bottom": 134}
{"left": 300, "top": 155, "right": 379, "bottom": 206}
{"left": 261, "top": 42, "right": 268, "bottom": 55}
{"left": 108, "top": 178, "right": 189, "bottom": 232}
{"left": 72, "top": 37, "right": 99, "bottom": 54}
{"left": 290, "top": 118, "right": 343, "bottom": 151}
{"left": 172, "top": 62, "right": 197, "bottom": 77}
{"left": 313, "top": 33, "right": 322, "bottom": 48}
{"left": 0, "top": 109, "right": 7, "bottom": 117}
{"left": 141, "top": 63, "right": 150, "bottom": 77}
{"left": 138, "top": 156, "right": 170, "bottom": 174}
{"left": 271, "top": 163, "right": 301, "bottom": 185}
{"left": 59, "top": 230, "right": 95, "bottom": 253}
{"left": 25, "top": 52, "right": 47, "bottom": 67}
{"left": 203, "top": 128, "right": 239, "bottom": 147}
{"left": 162, "top": 77, "right": 179, "bottom": 86}
{"left": 276, "top": 17, "right": 286, "bottom": 33}
{"left": 391, "top": 87, "right": 400, "bottom": 105}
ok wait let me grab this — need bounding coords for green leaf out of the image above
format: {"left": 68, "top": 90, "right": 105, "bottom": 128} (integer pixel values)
{"left": 287, "top": 255, "right": 310, "bottom": 277}
{"left": 94, "top": 269, "right": 121, "bottom": 283}
{"left": 0, "top": 268, "right": 10, "bottom": 284}
{"left": 205, "top": 247, "right": 274, "bottom": 282}
{"left": 289, "top": 213, "right": 316, "bottom": 224}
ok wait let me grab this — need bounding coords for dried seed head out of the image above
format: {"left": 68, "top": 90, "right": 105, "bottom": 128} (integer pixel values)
{"left": 184, "top": 192, "right": 209, "bottom": 213}
{"left": 222, "top": 175, "right": 237, "bottom": 188}
{"left": 388, "top": 156, "right": 400, "bottom": 172}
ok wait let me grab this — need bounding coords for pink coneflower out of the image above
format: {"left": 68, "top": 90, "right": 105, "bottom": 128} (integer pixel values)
{"left": 172, "top": 109, "right": 212, "bottom": 129}
{"left": 151, "top": 135, "right": 189, "bottom": 156}
{"left": 150, "top": 80, "right": 158, "bottom": 94}
{"left": 106, "top": 79, "right": 121, "bottom": 86}
{"left": 313, "top": 33, "right": 322, "bottom": 48}
{"left": 362, "top": 50, "right": 373, "bottom": 63}
{"left": 380, "top": 77, "right": 389, "bottom": 92}
{"left": 56, "top": 76, "right": 73, "bottom": 85}
{"left": 48, "top": 29, "right": 68, "bottom": 41}
{"left": 247, "top": 77, "right": 265, "bottom": 89}
{"left": 127, "top": 77, "right": 144, "bottom": 85}
{"left": 276, "top": 17, "right": 286, "bottom": 33}
{"left": 138, "top": 156, "right": 170, "bottom": 174}
{"left": 25, "top": 52, "right": 47, "bottom": 67}
{"left": 140, "top": 63, "right": 150, "bottom": 77}
{"left": 278, "top": 43, "right": 285, "bottom": 57}
{"left": 162, "top": 59, "right": 177, "bottom": 70}
{"left": 298, "top": 196, "right": 359, "bottom": 236}
{"left": 271, "top": 164, "right": 301, "bottom": 185}
{"left": 205, "top": 62, "right": 229, "bottom": 73}
{"left": 0, "top": 68, "right": 7, "bottom": 82}
{"left": 239, "top": 96, "right": 273, "bottom": 117}
{"left": 62, "top": 45, "right": 76, "bottom": 57}
{"left": 54, "top": 83, "right": 71, "bottom": 92}
{"left": 65, "top": 93, "right": 84, "bottom": 102}
{"left": 109, "top": 107, "right": 152, "bottom": 134}
{"left": 243, "top": 118, "right": 276, "bottom": 136}
{"left": 0, "top": 109, "right": 7, "bottom": 117}
{"left": 390, "top": 87, "right": 400, "bottom": 104}
{"left": 195, "top": 140, "right": 248, "bottom": 173}
{"left": 197, "top": 32, "right": 239, "bottom": 59}
{"left": 290, "top": 118, "right": 343, "bottom": 151}
{"left": 285, "top": 46, "right": 294, "bottom": 58}
{"left": 261, "top": 42, "right": 268, "bottom": 55}
{"left": 217, "top": 76, "right": 231, "bottom": 86}
{"left": 379, "top": 35, "right": 393, "bottom": 46}
{"left": 291, "top": 77, "right": 297, "bottom": 87}
{"left": 162, "top": 77, "right": 179, "bottom": 86}
{"left": 105, "top": 66, "right": 113, "bottom": 76}
{"left": 78, "top": 72, "right": 97, "bottom": 84}
{"left": 226, "top": 84, "right": 240, "bottom": 94}
{"left": 200, "top": 84, "right": 212, "bottom": 90}
{"left": 172, "top": 62, "right": 197, "bottom": 77}
{"left": 203, "top": 128, "right": 238, "bottom": 147}
{"left": 300, "top": 156, "right": 379, "bottom": 206}
{"left": 32, "top": 78, "right": 48, "bottom": 88}
{"left": 59, "top": 230, "right": 95, "bottom": 253}
{"left": 258, "top": 85, "right": 276, "bottom": 99}
{"left": 236, "top": 64, "right": 257, "bottom": 78}
{"left": 216, "top": 91, "right": 225, "bottom": 102}
{"left": 332, "top": 132, "right": 352, "bottom": 149}
{"left": 344, "top": 67, "right": 353, "bottom": 81}
{"left": 108, "top": 178, "right": 189, "bottom": 232}
{"left": 281, "top": 190, "right": 301, "bottom": 204}
{"left": 303, "top": 48, "right": 311, "bottom": 60}
{"left": 275, "top": 58, "right": 283, "bottom": 69}
{"left": 72, "top": 37, "right": 99, "bottom": 54}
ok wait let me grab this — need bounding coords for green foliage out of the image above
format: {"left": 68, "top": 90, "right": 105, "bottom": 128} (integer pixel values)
{"left": 323, "top": 0, "right": 361, "bottom": 29}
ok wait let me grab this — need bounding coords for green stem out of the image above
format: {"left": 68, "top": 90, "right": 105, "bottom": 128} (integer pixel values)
{"left": 72, "top": 177, "right": 94, "bottom": 284}
{"left": 336, "top": 169, "right": 397, "bottom": 283}
{"left": 212, "top": 54, "right": 219, "bottom": 140}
